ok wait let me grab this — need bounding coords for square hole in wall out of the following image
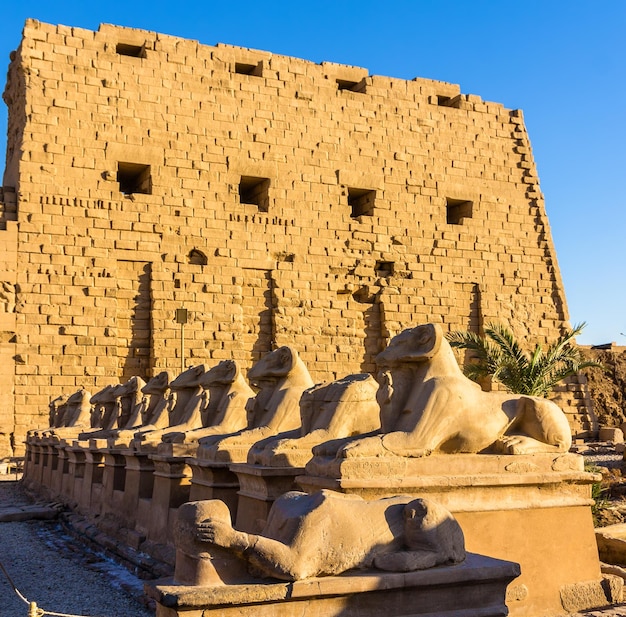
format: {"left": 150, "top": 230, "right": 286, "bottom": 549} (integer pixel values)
{"left": 239, "top": 176, "right": 270, "bottom": 212}
{"left": 337, "top": 79, "right": 366, "bottom": 93}
{"left": 117, "top": 162, "right": 151, "bottom": 195}
{"left": 348, "top": 188, "right": 376, "bottom": 217}
{"left": 446, "top": 198, "right": 473, "bottom": 225}
{"left": 435, "top": 94, "right": 462, "bottom": 108}
{"left": 235, "top": 62, "right": 262, "bottom": 76}
{"left": 116, "top": 43, "right": 146, "bottom": 58}
{"left": 375, "top": 261, "right": 395, "bottom": 277}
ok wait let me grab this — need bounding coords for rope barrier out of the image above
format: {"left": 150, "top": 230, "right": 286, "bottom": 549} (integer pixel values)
{"left": 0, "top": 558, "right": 31, "bottom": 605}
{"left": 0, "top": 554, "right": 109, "bottom": 617}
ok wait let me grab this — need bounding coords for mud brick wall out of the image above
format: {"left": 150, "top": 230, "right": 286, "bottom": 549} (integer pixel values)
{"left": 0, "top": 19, "right": 594, "bottom": 457}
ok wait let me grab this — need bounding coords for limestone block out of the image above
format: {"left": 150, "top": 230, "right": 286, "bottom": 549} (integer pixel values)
{"left": 149, "top": 553, "right": 518, "bottom": 617}
{"left": 596, "top": 524, "right": 626, "bottom": 566}
{"left": 599, "top": 426, "right": 626, "bottom": 443}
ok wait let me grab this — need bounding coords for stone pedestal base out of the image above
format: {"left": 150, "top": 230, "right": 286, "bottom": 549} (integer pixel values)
{"left": 188, "top": 460, "right": 240, "bottom": 521}
{"left": 40, "top": 442, "right": 58, "bottom": 494}
{"left": 299, "top": 452, "right": 604, "bottom": 616}
{"left": 65, "top": 445, "right": 86, "bottom": 505}
{"left": 143, "top": 455, "right": 192, "bottom": 545}
{"left": 229, "top": 463, "right": 304, "bottom": 532}
{"left": 58, "top": 443, "right": 76, "bottom": 501}
{"left": 120, "top": 449, "right": 155, "bottom": 530}
{"left": 49, "top": 442, "right": 67, "bottom": 497}
{"left": 22, "top": 439, "right": 35, "bottom": 484}
{"left": 101, "top": 449, "right": 127, "bottom": 518}
{"left": 147, "top": 552, "right": 520, "bottom": 617}
{"left": 30, "top": 442, "right": 46, "bottom": 490}
{"left": 77, "top": 444, "right": 106, "bottom": 516}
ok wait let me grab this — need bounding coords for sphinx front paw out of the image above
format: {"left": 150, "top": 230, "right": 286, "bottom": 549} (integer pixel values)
{"left": 340, "top": 436, "right": 387, "bottom": 458}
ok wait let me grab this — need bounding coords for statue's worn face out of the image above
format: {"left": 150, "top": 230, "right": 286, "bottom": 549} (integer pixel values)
{"left": 140, "top": 406, "right": 151, "bottom": 425}
{"left": 201, "top": 360, "right": 237, "bottom": 387}
{"left": 376, "top": 323, "right": 441, "bottom": 367}
{"left": 248, "top": 346, "right": 294, "bottom": 384}
{"left": 403, "top": 500, "right": 439, "bottom": 552}
{"left": 413, "top": 325, "right": 436, "bottom": 349}
{"left": 142, "top": 371, "right": 171, "bottom": 396}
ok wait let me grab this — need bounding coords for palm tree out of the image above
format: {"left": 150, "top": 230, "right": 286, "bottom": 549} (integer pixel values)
{"left": 446, "top": 322, "right": 602, "bottom": 397}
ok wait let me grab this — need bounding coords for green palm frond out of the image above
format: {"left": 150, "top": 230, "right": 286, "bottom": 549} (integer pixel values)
{"left": 446, "top": 322, "right": 603, "bottom": 397}
{"left": 447, "top": 329, "right": 503, "bottom": 381}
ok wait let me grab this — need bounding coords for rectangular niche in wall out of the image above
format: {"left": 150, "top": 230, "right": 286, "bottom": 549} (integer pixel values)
{"left": 435, "top": 94, "right": 462, "bottom": 108}
{"left": 117, "top": 261, "right": 153, "bottom": 381}
{"left": 234, "top": 61, "right": 263, "bottom": 76}
{"left": 116, "top": 42, "right": 146, "bottom": 58}
{"left": 446, "top": 198, "right": 473, "bottom": 225}
{"left": 239, "top": 176, "right": 270, "bottom": 212}
{"left": 337, "top": 79, "right": 366, "bottom": 93}
{"left": 375, "top": 261, "right": 395, "bottom": 277}
{"left": 348, "top": 187, "right": 376, "bottom": 218}
{"left": 117, "top": 162, "right": 152, "bottom": 195}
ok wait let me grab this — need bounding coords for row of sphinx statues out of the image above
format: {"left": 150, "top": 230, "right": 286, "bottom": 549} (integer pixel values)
{"left": 24, "top": 323, "right": 577, "bottom": 585}
{"left": 34, "top": 323, "right": 573, "bottom": 463}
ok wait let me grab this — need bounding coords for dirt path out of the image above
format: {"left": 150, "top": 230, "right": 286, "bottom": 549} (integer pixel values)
{"left": 0, "top": 479, "right": 153, "bottom": 617}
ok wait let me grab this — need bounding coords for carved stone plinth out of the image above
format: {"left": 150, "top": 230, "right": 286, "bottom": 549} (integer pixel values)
{"left": 51, "top": 443, "right": 69, "bottom": 498}
{"left": 229, "top": 463, "right": 304, "bottom": 533}
{"left": 146, "top": 552, "right": 520, "bottom": 617}
{"left": 101, "top": 449, "right": 128, "bottom": 518}
{"left": 77, "top": 444, "right": 106, "bottom": 516}
{"left": 22, "top": 439, "right": 36, "bottom": 484}
{"left": 65, "top": 444, "right": 86, "bottom": 505}
{"left": 143, "top": 455, "right": 192, "bottom": 546}
{"left": 300, "top": 452, "right": 605, "bottom": 617}
{"left": 29, "top": 441, "right": 45, "bottom": 488}
{"left": 119, "top": 449, "right": 156, "bottom": 530}
{"left": 40, "top": 442, "right": 58, "bottom": 493}
{"left": 187, "top": 460, "right": 240, "bottom": 522}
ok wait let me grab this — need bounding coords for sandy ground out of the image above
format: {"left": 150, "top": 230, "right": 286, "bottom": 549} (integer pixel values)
{"left": 0, "top": 479, "right": 153, "bottom": 617}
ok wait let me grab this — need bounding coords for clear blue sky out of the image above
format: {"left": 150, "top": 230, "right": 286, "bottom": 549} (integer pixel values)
{"left": 0, "top": 1, "right": 624, "bottom": 345}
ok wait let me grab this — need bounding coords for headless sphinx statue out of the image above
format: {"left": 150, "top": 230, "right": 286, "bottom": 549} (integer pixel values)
{"left": 176, "top": 490, "right": 465, "bottom": 583}
{"left": 329, "top": 323, "right": 572, "bottom": 459}
{"left": 197, "top": 346, "right": 314, "bottom": 464}
{"left": 247, "top": 373, "right": 380, "bottom": 467}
